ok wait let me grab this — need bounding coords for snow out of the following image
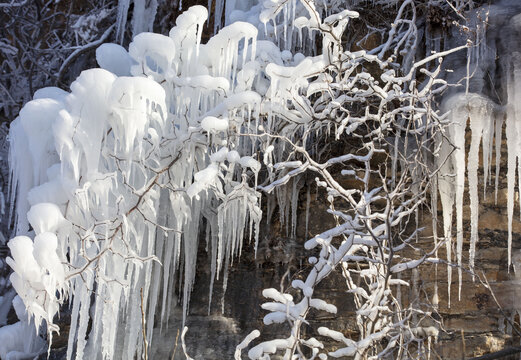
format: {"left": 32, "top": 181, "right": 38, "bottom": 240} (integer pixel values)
{"left": 19, "top": 97, "right": 62, "bottom": 184}
{"left": 227, "top": 150, "right": 241, "bottom": 163}
{"left": 33, "top": 232, "right": 65, "bottom": 288}
{"left": 129, "top": 33, "right": 176, "bottom": 80}
{"left": 235, "top": 330, "right": 260, "bottom": 360}
{"left": 186, "top": 163, "right": 219, "bottom": 198}
{"left": 262, "top": 288, "right": 292, "bottom": 304}
{"left": 248, "top": 337, "right": 293, "bottom": 359}
{"left": 33, "top": 87, "right": 68, "bottom": 102}
{"left": 318, "top": 327, "right": 354, "bottom": 345}
{"left": 65, "top": 68, "right": 117, "bottom": 177}
{"left": 263, "top": 311, "right": 287, "bottom": 325}
{"left": 109, "top": 76, "right": 167, "bottom": 154}
{"left": 7, "top": 236, "right": 44, "bottom": 287}
{"left": 96, "top": 43, "right": 133, "bottom": 76}
{"left": 309, "top": 298, "right": 337, "bottom": 314}
{"left": 239, "top": 156, "right": 261, "bottom": 173}
{"left": 0, "top": 297, "right": 46, "bottom": 360}
{"left": 27, "top": 203, "right": 67, "bottom": 234}
{"left": 201, "top": 116, "right": 229, "bottom": 133}
{"left": 210, "top": 147, "right": 229, "bottom": 162}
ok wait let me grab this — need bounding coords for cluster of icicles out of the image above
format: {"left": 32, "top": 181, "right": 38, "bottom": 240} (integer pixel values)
{"left": 5, "top": 5, "right": 270, "bottom": 359}
{"left": 4, "top": 0, "right": 347, "bottom": 357}
{"left": 438, "top": 5, "right": 521, "bottom": 305}
{"left": 116, "top": 0, "right": 334, "bottom": 54}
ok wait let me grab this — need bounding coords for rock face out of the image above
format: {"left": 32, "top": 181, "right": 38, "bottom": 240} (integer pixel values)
{"left": 170, "top": 176, "right": 521, "bottom": 359}
{"left": 37, "top": 87, "right": 513, "bottom": 357}
{"left": 173, "top": 29, "right": 521, "bottom": 356}
{"left": 152, "top": 7, "right": 521, "bottom": 356}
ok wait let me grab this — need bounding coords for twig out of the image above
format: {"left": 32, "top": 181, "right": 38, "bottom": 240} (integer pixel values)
{"left": 181, "top": 327, "right": 193, "bottom": 360}
{"left": 171, "top": 329, "right": 180, "bottom": 360}
{"left": 478, "top": 271, "right": 521, "bottom": 338}
{"left": 57, "top": 24, "right": 115, "bottom": 84}
{"left": 0, "top": 0, "right": 28, "bottom": 7}
{"left": 141, "top": 288, "right": 149, "bottom": 360}
{"left": 461, "top": 329, "right": 466, "bottom": 360}
{"left": 469, "top": 347, "right": 521, "bottom": 360}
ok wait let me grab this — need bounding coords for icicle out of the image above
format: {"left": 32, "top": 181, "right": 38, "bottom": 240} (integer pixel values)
{"left": 105, "top": 268, "right": 125, "bottom": 359}
{"left": 85, "top": 279, "right": 105, "bottom": 359}
{"left": 482, "top": 105, "right": 495, "bottom": 197}
{"left": 66, "top": 280, "right": 81, "bottom": 360}
{"left": 182, "top": 198, "right": 202, "bottom": 324}
{"left": 7, "top": 5, "right": 276, "bottom": 359}
{"left": 221, "top": 245, "right": 232, "bottom": 314}
{"left": 123, "top": 268, "right": 144, "bottom": 360}
{"left": 290, "top": 177, "right": 299, "bottom": 239}
{"left": 115, "top": 0, "right": 132, "bottom": 43}
{"left": 73, "top": 273, "right": 94, "bottom": 360}
{"left": 504, "top": 54, "right": 521, "bottom": 269}
{"left": 214, "top": 0, "right": 224, "bottom": 33}
{"left": 431, "top": 176, "right": 439, "bottom": 310}
{"left": 467, "top": 96, "right": 486, "bottom": 276}
{"left": 438, "top": 130, "right": 455, "bottom": 307}
{"left": 494, "top": 115, "right": 504, "bottom": 204}
{"left": 208, "top": 216, "right": 218, "bottom": 314}
{"left": 442, "top": 93, "right": 495, "bottom": 294}
{"left": 451, "top": 105, "right": 466, "bottom": 300}
{"left": 506, "top": 108, "right": 516, "bottom": 270}
{"left": 160, "top": 228, "right": 175, "bottom": 326}
{"left": 305, "top": 186, "right": 310, "bottom": 238}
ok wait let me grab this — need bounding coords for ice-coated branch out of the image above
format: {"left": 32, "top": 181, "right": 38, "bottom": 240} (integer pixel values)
{"left": 239, "top": 1, "right": 460, "bottom": 358}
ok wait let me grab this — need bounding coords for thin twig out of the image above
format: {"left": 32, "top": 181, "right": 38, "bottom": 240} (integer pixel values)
{"left": 181, "top": 327, "right": 193, "bottom": 360}
{"left": 141, "top": 288, "right": 149, "bottom": 360}
{"left": 171, "top": 329, "right": 180, "bottom": 360}
{"left": 469, "top": 346, "right": 521, "bottom": 360}
{"left": 478, "top": 271, "right": 521, "bottom": 337}
{"left": 461, "top": 329, "right": 466, "bottom": 360}
{"left": 57, "top": 24, "right": 115, "bottom": 84}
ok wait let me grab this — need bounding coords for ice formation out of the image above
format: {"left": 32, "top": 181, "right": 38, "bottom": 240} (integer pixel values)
{"left": 440, "top": 93, "right": 495, "bottom": 298}
{"left": 7, "top": 0, "right": 520, "bottom": 358}
{"left": 436, "top": 3, "right": 521, "bottom": 303}
{"left": 7, "top": 1, "right": 351, "bottom": 356}
{"left": 0, "top": 296, "right": 46, "bottom": 360}
{"left": 6, "top": 4, "right": 272, "bottom": 358}
{"left": 96, "top": 43, "right": 133, "bottom": 77}
{"left": 11, "top": 0, "right": 362, "bottom": 355}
